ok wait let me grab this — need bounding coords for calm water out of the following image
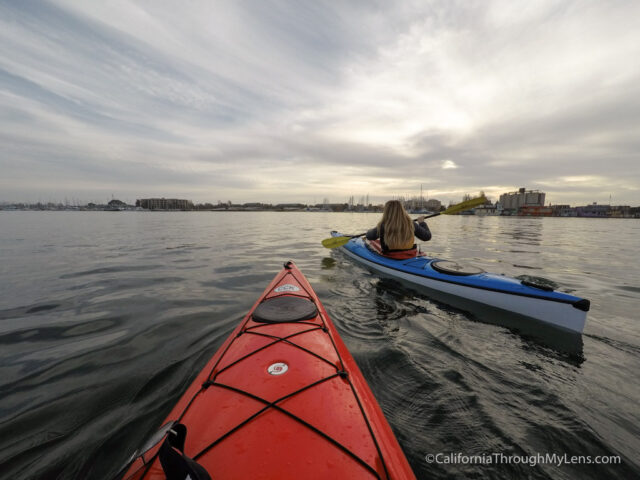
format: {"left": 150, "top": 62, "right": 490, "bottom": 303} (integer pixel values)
{"left": 0, "top": 211, "right": 638, "bottom": 479}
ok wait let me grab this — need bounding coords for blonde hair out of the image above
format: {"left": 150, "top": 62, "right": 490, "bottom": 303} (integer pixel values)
{"left": 378, "top": 200, "right": 414, "bottom": 249}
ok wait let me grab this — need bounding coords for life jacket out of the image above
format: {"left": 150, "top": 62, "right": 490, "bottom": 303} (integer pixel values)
{"left": 366, "top": 239, "right": 423, "bottom": 260}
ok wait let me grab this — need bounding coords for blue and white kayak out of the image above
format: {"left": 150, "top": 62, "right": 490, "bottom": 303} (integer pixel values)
{"left": 330, "top": 232, "right": 589, "bottom": 333}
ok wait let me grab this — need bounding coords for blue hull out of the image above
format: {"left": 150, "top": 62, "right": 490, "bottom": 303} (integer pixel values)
{"left": 332, "top": 233, "right": 589, "bottom": 333}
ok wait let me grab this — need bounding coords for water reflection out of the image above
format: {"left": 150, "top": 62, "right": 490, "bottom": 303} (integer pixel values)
{"left": 500, "top": 219, "right": 544, "bottom": 245}
{"left": 320, "top": 257, "right": 336, "bottom": 269}
{"left": 481, "top": 308, "right": 585, "bottom": 365}
{"left": 370, "top": 277, "right": 584, "bottom": 365}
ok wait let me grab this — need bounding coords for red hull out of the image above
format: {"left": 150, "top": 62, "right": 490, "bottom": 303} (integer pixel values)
{"left": 122, "top": 261, "right": 416, "bottom": 479}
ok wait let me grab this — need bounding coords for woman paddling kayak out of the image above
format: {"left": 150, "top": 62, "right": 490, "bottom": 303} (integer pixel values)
{"left": 366, "top": 200, "right": 431, "bottom": 259}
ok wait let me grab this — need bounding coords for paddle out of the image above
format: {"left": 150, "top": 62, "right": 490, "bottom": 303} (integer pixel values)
{"left": 321, "top": 196, "right": 488, "bottom": 249}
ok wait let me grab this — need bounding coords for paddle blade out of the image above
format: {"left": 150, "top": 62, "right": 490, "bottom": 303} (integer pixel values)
{"left": 321, "top": 235, "right": 353, "bottom": 249}
{"left": 442, "top": 196, "right": 487, "bottom": 215}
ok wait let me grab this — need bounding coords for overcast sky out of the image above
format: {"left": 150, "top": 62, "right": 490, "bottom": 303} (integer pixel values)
{"left": 1, "top": 0, "right": 639, "bottom": 206}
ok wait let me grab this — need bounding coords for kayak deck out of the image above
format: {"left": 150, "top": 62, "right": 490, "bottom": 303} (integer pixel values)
{"left": 333, "top": 233, "right": 589, "bottom": 333}
{"left": 121, "top": 261, "right": 415, "bottom": 480}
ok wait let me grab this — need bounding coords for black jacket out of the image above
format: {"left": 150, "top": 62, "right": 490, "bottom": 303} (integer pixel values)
{"left": 365, "top": 221, "right": 431, "bottom": 252}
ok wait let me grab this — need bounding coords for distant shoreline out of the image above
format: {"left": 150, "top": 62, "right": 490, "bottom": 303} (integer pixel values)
{"left": 1, "top": 208, "right": 638, "bottom": 218}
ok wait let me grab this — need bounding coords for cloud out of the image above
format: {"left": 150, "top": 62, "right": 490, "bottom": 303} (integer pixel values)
{"left": 442, "top": 160, "right": 458, "bottom": 170}
{"left": 0, "top": 0, "right": 639, "bottom": 205}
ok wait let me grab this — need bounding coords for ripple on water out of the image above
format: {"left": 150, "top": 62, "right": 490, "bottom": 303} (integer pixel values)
{"left": 0, "top": 212, "right": 638, "bottom": 479}
{"left": 59, "top": 264, "right": 163, "bottom": 279}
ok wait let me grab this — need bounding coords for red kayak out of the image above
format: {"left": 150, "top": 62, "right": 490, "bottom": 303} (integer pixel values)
{"left": 120, "top": 261, "right": 416, "bottom": 479}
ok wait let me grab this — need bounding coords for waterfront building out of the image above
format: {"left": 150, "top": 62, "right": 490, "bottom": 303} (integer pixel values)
{"left": 576, "top": 203, "right": 611, "bottom": 217}
{"left": 550, "top": 204, "right": 576, "bottom": 217}
{"left": 274, "top": 203, "right": 306, "bottom": 211}
{"left": 474, "top": 204, "right": 499, "bottom": 215}
{"left": 610, "top": 205, "right": 631, "bottom": 218}
{"left": 136, "top": 198, "right": 194, "bottom": 210}
{"left": 242, "top": 203, "right": 270, "bottom": 211}
{"left": 499, "top": 188, "right": 546, "bottom": 214}
{"left": 519, "top": 205, "right": 553, "bottom": 216}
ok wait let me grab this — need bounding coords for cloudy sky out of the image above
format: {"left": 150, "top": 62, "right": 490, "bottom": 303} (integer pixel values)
{"left": 1, "top": 0, "right": 639, "bottom": 206}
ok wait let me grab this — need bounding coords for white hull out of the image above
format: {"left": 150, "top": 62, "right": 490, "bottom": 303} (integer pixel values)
{"left": 342, "top": 249, "right": 587, "bottom": 333}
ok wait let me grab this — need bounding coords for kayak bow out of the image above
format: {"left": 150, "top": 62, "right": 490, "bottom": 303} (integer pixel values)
{"left": 120, "top": 261, "right": 416, "bottom": 480}
{"left": 331, "top": 232, "right": 589, "bottom": 333}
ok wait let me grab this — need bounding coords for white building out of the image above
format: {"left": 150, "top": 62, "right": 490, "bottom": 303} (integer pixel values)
{"left": 499, "top": 188, "right": 545, "bottom": 213}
